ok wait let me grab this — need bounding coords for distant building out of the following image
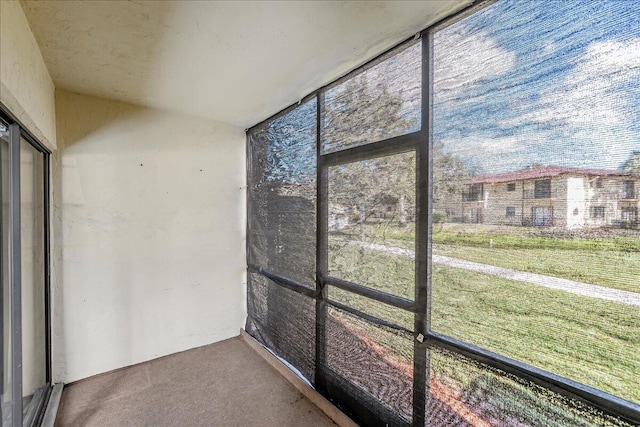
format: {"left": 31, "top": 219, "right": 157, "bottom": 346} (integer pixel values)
{"left": 436, "top": 166, "right": 640, "bottom": 229}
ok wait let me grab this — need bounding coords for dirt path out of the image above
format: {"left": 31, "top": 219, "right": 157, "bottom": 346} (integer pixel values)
{"left": 349, "top": 241, "right": 640, "bottom": 307}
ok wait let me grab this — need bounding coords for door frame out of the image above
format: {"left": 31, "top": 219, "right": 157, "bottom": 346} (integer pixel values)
{"left": 1, "top": 105, "right": 52, "bottom": 427}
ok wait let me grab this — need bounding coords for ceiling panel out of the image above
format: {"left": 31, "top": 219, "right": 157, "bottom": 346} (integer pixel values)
{"left": 22, "top": 0, "right": 471, "bottom": 127}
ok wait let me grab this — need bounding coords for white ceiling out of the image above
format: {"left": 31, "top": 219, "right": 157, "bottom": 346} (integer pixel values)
{"left": 21, "top": 0, "right": 471, "bottom": 128}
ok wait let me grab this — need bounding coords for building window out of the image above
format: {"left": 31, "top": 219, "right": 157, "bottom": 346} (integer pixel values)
{"left": 621, "top": 206, "right": 637, "bottom": 221}
{"left": 532, "top": 206, "right": 552, "bottom": 226}
{"left": 507, "top": 182, "right": 516, "bottom": 191}
{"left": 622, "top": 180, "right": 635, "bottom": 199}
{"left": 591, "top": 178, "right": 603, "bottom": 188}
{"left": 591, "top": 206, "right": 605, "bottom": 218}
{"left": 506, "top": 207, "right": 516, "bottom": 217}
{"left": 534, "top": 179, "right": 551, "bottom": 199}
{"left": 465, "top": 183, "right": 483, "bottom": 201}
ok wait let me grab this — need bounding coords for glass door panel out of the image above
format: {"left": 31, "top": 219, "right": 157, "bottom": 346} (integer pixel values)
{"left": 0, "top": 114, "right": 49, "bottom": 426}
{"left": 19, "top": 138, "right": 46, "bottom": 424}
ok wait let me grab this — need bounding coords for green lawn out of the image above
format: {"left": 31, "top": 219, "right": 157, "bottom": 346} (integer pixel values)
{"left": 332, "top": 221, "right": 640, "bottom": 292}
{"left": 433, "top": 244, "right": 640, "bottom": 292}
{"left": 329, "top": 244, "right": 640, "bottom": 404}
{"left": 433, "top": 264, "right": 640, "bottom": 403}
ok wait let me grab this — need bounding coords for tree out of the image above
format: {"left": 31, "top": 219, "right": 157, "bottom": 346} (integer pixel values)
{"left": 620, "top": 151, "right": 640, "bottom": 172}
{"left": 324, "top": 74, "right": 417, "bottom": 236}
{"left": 266, "top": 99, "right": 317, "bottom": 184}
{"left": 432, "top": 141, "right": 473, "bottom": 205}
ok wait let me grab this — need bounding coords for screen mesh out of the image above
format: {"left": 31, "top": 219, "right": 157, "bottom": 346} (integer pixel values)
{"left": 247, "top": 99, "right": 317, "bottom": 288}
{"left": 328, "top": 151, "right": 416, "bottom": 300}
{"left": 432, "top": 0, "right": 640, "bottom": 404}
{"left": 326, "top": 307, "right": 414, "bottom": 423}
{"left": 427, "top": 346, "right": 635, "bottom": 427}
{"left": 245, "top": 271, "right": 316, "bottom": 382}
{"left": 246, "top": 0, "right": 639, "bottom": 425}
{"left": 328, "top": 287, "right": 413, "bottom": 332}
{"left": 321, "top": 40, "right": 421, "bottom": 154}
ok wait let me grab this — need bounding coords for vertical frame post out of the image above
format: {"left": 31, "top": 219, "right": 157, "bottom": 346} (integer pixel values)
{"left": 315, "top": 93, "right": 328, "bottom": 394}
{"left": 43, "top": 152, "right": 52, "bottom": 386}
{"left": 0, "top": 121, "right": 5, "bottom": 424}
{"left": 9, "top": 124, "right": 22, "bottom": 427}
{"left": 413, "top": 31, "right": 432, "bottom": 427}
{"left": 245, "top": 127, "right": 253, "bottom": 332}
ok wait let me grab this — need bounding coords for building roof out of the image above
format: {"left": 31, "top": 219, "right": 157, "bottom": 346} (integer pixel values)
{"left": 467, "top": 165, "right": 640, "bottom": 184}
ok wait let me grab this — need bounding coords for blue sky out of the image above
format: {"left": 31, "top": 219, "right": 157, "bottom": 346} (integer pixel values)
{"left": 433, "top": 0, "right": 640, "bottom": 173}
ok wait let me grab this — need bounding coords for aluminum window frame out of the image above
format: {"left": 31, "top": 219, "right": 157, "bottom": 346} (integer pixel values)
{"left": 0, "top": 105, "right": 53, "bottom": 427}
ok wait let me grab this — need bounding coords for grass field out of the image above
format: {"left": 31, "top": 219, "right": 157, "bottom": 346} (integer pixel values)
{"left": 432, "top": 224, "right": 640, "bottom": 292}
{"left": 328, "top": 239, "right": 640, "bottom": 404}
{"left": 332, "top": 221, "right": 640, "bottom": 292}
{"left": 434, "top": 244, "right": 639, "bottom": 292}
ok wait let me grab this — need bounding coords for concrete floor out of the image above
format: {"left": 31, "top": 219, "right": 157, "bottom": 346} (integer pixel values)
{"left": 55, "top": 336, "right": 338, "bottom": 426}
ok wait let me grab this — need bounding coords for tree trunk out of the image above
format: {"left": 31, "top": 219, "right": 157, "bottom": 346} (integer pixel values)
{"left": 359, "top": 200, "right": 367, "bottom": 241}
{"left": 398, "top": 193, "right": 407, "bottom": 228}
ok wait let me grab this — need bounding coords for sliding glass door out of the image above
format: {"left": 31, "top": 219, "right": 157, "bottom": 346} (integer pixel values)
{"left": 20, "top": 137, "right": 47, "bottom": 426}
{"left": 0, "top": 112, "right": 50, "bottom": 427}
{"left": 1, "top": 119, "right": 12, "bottom": 427}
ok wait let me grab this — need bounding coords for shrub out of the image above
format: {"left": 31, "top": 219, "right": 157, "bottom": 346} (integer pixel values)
{"left": 432, "top": 210, "right": 448, "bottom": 224}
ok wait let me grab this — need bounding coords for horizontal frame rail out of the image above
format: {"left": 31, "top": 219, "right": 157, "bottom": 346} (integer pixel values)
{"left": 321, "top": 132, "right": 419, "bottom": 167}
{"left": 427, "top": 331, "right": 640, "bottom": 426}
{"left": 321, "top": 274, "right": 417, "bottom": 313}
{"left": 325, "top": 299, "right": 414, "bottom": 335}
{"left": 247, "top": 265, "right": 319, "bottom": 299}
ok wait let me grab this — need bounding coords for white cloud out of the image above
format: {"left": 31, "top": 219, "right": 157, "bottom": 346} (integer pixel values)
{"left": 442, "top": 125, "right": 639, "bottom": 173}
{"left": 434, "top": 27, "right": 516, "bottom": 103}
{"left": 439, "top": 134, "right": 531, "bottom": 172}
{"left": 501, "top": 38, "right": 640, "bottom": 128}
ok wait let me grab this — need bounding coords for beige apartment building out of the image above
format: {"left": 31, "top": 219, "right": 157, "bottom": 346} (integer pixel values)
{"left": 439, "top": 166, "right": 640, "bottom": 229}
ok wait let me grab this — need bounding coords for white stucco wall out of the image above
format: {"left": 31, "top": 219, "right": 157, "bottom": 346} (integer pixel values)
{"left": 52, "top": 90, "right": 246, "bottom": 383}
{"left": 0, "top": 1, "right": 56, "bottom": 150}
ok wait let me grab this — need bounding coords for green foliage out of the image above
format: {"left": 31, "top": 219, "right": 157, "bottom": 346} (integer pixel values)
{"left": 326, "top": 76, "right": 418, "bottom": 231}
{"left": 432, "top": 210, "right": 448, "bottom": 224}
{"left": 329, "top": 242, "right": 414, "bottom": 301}
{"left": 432, "top": 141, "right": 474, "bottom": 203}
{"left": 619, "top": 151, "right": 640, "bottom": 172}
{"left": 265, "top": 99, "right": 317, "bottom": 183}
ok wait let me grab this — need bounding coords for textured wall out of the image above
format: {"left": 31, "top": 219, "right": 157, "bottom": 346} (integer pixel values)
{"left": 0, "top": 1, "right": 56, "bottom": 150}
{"left": 52, "top": 90, "right": 246, "bottom": 382}
{"left": 21, "top": 0, "right": 471, "bottom": 128}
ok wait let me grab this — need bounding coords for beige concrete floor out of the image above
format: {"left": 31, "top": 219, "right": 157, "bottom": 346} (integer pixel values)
{"left": 55, "top": 336, "right": 338, "bottom": 426}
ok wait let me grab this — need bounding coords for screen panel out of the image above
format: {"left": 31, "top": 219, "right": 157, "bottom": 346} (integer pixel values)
{"left": 427, "top": 345, "right": 635, "bottom": 427}
{"left": 325, "top": 307, "right": 414, "bottom": 424}
{"left": 246, "top": 0, "right": 640, "bottom": 425}
{"left": 247, "top": 99, "right": 317, "bottom": 288}
{"left": 328, "top": 151, "right": 416, "bottom": 300}
{"left": 431, "top": 0, "right": 640, "bottom": 404}
{"left": 245, "top": 271, "right": 315, "bottom": 383}
{"left": 321, "top": 40, "right": 421, "bottom": 154}
{"left": 328, "top": 286, "right": 413, "bottom": 332}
